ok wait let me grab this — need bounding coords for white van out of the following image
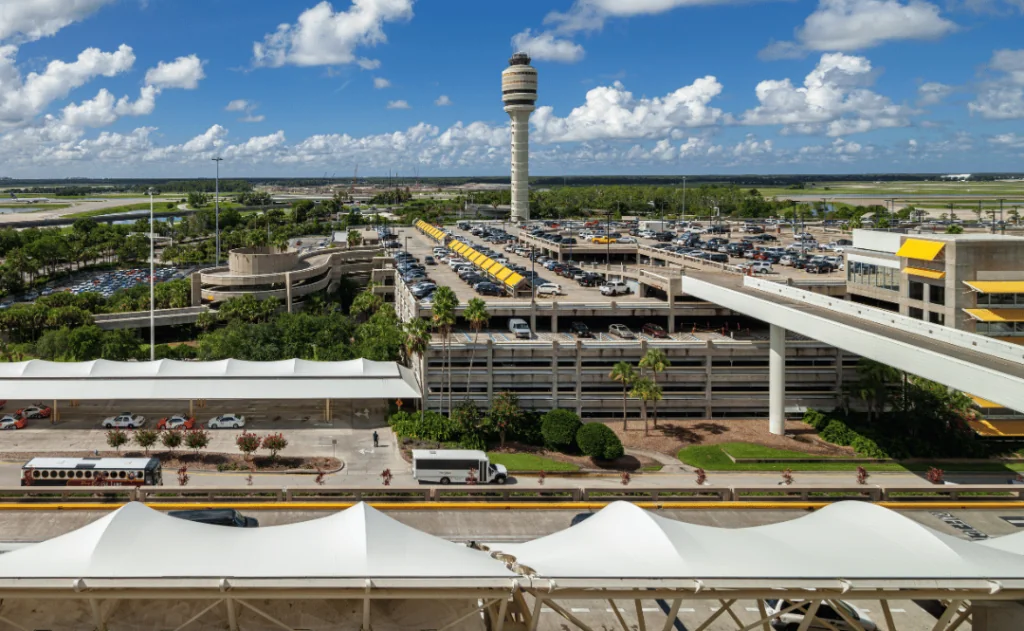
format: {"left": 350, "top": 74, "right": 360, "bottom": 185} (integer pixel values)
{"left": 508, "top": 318, "right": 531, "bottom": 339}
{"left": 411, "top": 449, "right": 509, "bottom": 484}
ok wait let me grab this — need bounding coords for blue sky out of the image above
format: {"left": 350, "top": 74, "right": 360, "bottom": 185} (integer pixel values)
{"left": 0, "top": 0, "right": 1022, "bottom": 177}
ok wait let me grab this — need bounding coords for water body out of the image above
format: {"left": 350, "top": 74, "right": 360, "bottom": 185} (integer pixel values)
{"left": 0, "top": 207, "right": 48, "bottom": 214}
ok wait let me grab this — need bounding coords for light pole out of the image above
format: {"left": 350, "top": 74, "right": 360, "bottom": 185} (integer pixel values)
{"left": 530, "top": 245, "right": 536, "bottom": 305}
{"left": 682, "top": 176, "right": 687, "bottom": 219}
{"left": 212, "top": 156, "right": 223, "bottom": 265}
{"left": 148, "top": 187, "right": 156, "bottom": 361}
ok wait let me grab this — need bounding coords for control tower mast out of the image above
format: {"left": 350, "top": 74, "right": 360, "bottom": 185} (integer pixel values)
{"left": 502, "top": 52, "right": 538, "bottom": 223}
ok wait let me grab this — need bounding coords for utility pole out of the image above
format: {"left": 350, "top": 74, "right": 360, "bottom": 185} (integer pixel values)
{"left": 212, "top": 156, "right": 223, "bottom": 265}
{"left": 148, "top": 187, "right": 156, "bottom": 361}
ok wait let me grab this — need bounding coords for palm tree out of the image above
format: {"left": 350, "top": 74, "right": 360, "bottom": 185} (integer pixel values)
{"left": 431, "top": 286, "right": 458, "bottom": 414}
{"left": 855, "top": 358, "right": 900, "bottom": 423}
{"left": 639, "top": 348, "right": 670, "bottom": 429}
{"left": 463, "top": 298, "right": 490, "bottom": 398}
{"left": 631, "top": 377, "right": 661, "bottom": 435}
{"left": 347, "top": 229, "right": 362, "bottom": 247}
{"left": 609, "top": 361, "right": 636, "bottom": 431}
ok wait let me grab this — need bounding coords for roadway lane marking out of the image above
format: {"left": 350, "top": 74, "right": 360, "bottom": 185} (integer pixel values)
{"left": 891, "top": 609, "right": 907, "bottom": 613}
{"left": 570, "top": 608, "right": 590, "bottom": 613}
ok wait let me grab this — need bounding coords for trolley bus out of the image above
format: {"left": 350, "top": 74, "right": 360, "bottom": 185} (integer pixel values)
{"left": 21, "top": 457, "right": 163, "bottom": 487}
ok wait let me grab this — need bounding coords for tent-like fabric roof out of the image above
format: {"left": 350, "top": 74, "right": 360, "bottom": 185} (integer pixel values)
{"left": 0, "top": 359, "right": 422, "bottom": 400}
{"left": 0, "top": 502, "right": 514, "bottom": 586}
{"left": 489, "top": 501, "right": 1024, "bottom": 581}
{"left": 904, "top": 266, "right": 946, "bottom": 280}
{"left": 896, "top": 238, "right": 946, "bottom": 261}
{"left": 964, "top": 308, "right": 1024, "bottom": 323}
{"left": 964, "top": 280, "right": 1024, "bottom": 294}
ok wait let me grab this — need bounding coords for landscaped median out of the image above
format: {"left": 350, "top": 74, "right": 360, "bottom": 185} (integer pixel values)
{"left": 485, "top": 453, "right": 580, "bottom": 473}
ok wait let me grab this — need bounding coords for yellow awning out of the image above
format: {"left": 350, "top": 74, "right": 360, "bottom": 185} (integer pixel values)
{"left": 479, "top": 257, "right": 495, "bottom": 269}
{"left": 464, "top": 249, "right": 480, "bottom": 261}
{"left": 505, "top": 273, "right": 525, "bottom": 288}
{"left": 964, "top": 308, "right": 1024, "bottom": 322}
{"left": 495, "top": 268, "right": 514, "bottom": 282}
{"left": 469, "top": 252, "right": 485, "bottom": 264}
{"left": 964, "top": 280, "right": 1024, "bottom": 294}
{"left": 486, "top": 261, "right": 504, "bottom": 274}
{"left": 903, "top": 266, "right": 946, "bottom": 280}
{"left": 969, "top": 394, "right": 1003, "bottom": 409}
{"left": 896, "top": 238, "right": 945, "bottom": 261}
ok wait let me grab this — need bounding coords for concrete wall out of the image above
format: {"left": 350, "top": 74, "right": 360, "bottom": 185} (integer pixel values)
{"left": 229, "top": 247, "right": 298, "bottom": 275}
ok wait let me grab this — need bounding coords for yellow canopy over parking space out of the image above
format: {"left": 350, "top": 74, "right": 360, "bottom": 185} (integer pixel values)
{"left": 895, "top": 238, "right": 945, "bottom": 261}
{"left": 495, "top": 268, "right": 514, "bottom": 282}
{"left": 486, "top": 261, "right": 504, "bottom": 274}
{"left": 415, "top": 220, "right": 446, "bottom": 242}
{"left": 964, "top": 280, "right": 1024, "bottom": 294}
{"left": 418, "top": 225, "right": 530, "bottom": 295}
{"left": 964, "top": 308, "right": 1024, "bottom": 322}
{"left": 903, "top": 266, "right": 946, "bottom": 280}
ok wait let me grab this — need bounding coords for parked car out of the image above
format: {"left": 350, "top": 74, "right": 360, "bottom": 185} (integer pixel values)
{"left": 207, "top": 414, "right": 246, "bottom": 429}
{"left": 806, "top": 261, "right": 835, "bottom": 274}
{"left": 424, "top": 256, "right": 436, "bottom": 265}
{"left": 740, "top": 261, "right": 773, "bottom": 274}
{"left": 156, "top": 415, "right": 195, "bottom": 430}
{"left": 766, "top": 599, "right": 876, "bottom": 631}
{"left": 0, "top": 414, "right": 26, "bottom": 430}
{"left": 168, "top": 509, "right": 259, "bottom": 528}
{"left": 591, "top": 236, "right": 617, "bottom": 244}
{"left": 508, "top": 318, "right": 531, "bottom": 339}
{"left": 17, "top": 405, "right": 51, "bottom": 419}
{"left": 608, "top": 324, "right": 636, "bottom": 339}
{"left": 536, "top": 283, "right": 563, "bottom": 296}
{"left": 569, "top": 321, "right": 592, "bottom": 338}
{"left": 641, "top": 323, "right": 669, "bottom": 339}
{"left": 599, "top": 280, "right": 632, "bottom": 296}
{"left": 475, "top": 282, "right": 504, "bottom": 296}
{"left": 102, "top": 413, "right": 145, "bottom": 429}
{"left": 578, "top": 273, "right": 604, "bottom": 287}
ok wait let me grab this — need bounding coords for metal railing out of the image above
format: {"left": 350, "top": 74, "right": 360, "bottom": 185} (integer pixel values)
{"left": 0, "top": 484, "right": 1020, "bottom": 504}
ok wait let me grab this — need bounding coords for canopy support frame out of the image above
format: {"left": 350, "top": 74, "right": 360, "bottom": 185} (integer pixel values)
{"left": 607, "top": 599, "right": 629, "bottom": 631}
{"left": 170, "top": 599, "right": 224, "bottom": 631}
{"left": 436, "top": 597, "right": 501, "bottom": 631}
{"left": 544, "top": 598, "right": 595, "bottom": 631}
{"left": 237, "top": 598, "right": 296, "bottom": 631}
{"left": 930, "top": 600, "right": 964, "bottom": 631}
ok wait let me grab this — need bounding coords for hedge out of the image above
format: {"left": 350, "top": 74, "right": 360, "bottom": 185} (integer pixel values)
{"left": 576, "top": 423, "right": 624, "bottom": 460}
{"left": 803, "top": 410, "right": 889, "bottom": 459}
{"left": 388, "top": 410, "right": 459, "bottom": 443}
{"left": 541, "top": 409, "right": 582, "bottom": 452}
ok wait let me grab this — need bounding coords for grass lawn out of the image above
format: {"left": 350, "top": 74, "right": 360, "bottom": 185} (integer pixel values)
{"left": 487, "top": 452, "right": 580, "bottom": 472}
{"left": 677, "top": 442, "right": 1024, "bottom": 473}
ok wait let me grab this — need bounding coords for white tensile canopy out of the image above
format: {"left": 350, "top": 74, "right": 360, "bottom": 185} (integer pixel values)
{"left": 0, "top": 358, "right": 422, "bottom": 400}
{"left": 0, "top": 502, "right": 516, "bottom": 631}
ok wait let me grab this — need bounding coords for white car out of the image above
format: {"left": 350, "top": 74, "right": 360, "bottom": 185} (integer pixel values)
{"left": 102, "top": 413, "right": 145, "bottom": 429}
{"left": 617, "top": 236, "right": 637, "bottom": 244}
{"left": 536, "top": 283, "right": 563, "bottom": 296}
{"left": 0, "top": 414, "right": 25, "bottom": 430}
{"left": 767, "top": 599, "right": 877, "bottom": 631}
{"left": 599, "top": 281, "right": 631, "bottom": 296}
{"left": 208, "top": 414, "right": 246, "bottom": 429}
{"left": 608, "top": 324, "right": 636, "bottom": 339}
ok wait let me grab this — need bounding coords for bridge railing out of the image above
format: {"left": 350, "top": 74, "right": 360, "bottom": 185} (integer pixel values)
{"left": 0, "top": 484, "right": 1021, "bottom": 504}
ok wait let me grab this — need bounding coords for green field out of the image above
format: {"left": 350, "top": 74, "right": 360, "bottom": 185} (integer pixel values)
{"left": 487, "top": 452, "right": 580, "bottom": 472}
{"left": 0, "top": 203, "right": 71, "bottom": 210}
{"left": 758, "top": 180, "right": 1024, "bottom": 199}
{"left": 676, "top": 442, "right": 1024, "bottom": 473}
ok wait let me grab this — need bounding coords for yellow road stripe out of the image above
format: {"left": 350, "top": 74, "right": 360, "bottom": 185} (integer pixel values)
{"left": 0, "top": 501, "right": 1022, "bottom": 511}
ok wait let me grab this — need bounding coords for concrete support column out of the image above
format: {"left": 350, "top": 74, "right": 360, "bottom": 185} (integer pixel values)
{"left": 835, "top": 348, "right": 844, "bottom": 405}
{"left": 486, "top": 339, "right": 494, "bottom": 407}
{"left": 551, "top": 341, "right": 560, "bottom": 408}
{"left": 575, "top": 340, "right": 583, "bottom": 416}
{"left": 551, "top": 302, "right": 559, "bottom": 333}
{"left": 704, "top": 354, "right": 713, "bottom": 418}
{"left": 285, "top": 271, "right": 293, "bottom": 313}
{"left": 530, "top": 303, "right": 537, "bottom": 334}
{"left": 667, "top": 290, "right": 677, "bottom": 334}
{"left": 190, "top": 272, "right": 202, "bottom": 306}
{"left": 769, "top": 324, "right": 787, "bottom": 435}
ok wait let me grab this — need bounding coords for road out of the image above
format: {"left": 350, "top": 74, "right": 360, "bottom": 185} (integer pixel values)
{"left": 0, "top": 196, "right": 164, "bottom": 225}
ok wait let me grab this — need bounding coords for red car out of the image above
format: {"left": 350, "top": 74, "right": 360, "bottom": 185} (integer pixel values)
{"left": 157, "top": 415, "right": 196, "bottom": 430}
{"left": 642, "top": 323, "right": 670, "bottom": 339}
{"left": 17, "top": 405, "right": 51, "bottom": 419}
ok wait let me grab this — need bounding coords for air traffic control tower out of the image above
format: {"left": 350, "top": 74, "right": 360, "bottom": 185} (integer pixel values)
{"left": 502, "top": 52, "right": 538, "bottom": 223}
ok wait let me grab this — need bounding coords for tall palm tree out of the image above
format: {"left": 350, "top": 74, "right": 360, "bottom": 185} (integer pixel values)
{"left": 855, "top": 358, "right": 899, "bottom": 423}
{"left": 609, "top": 361, "right": 636, "bottom": 431}
{"left": 631, "top": 377, "right": 661, "bottom": 435}
{"left": 639, "top": 348, "right": 670, "bottom": 429}
{"left": 463, "top": 298, "right": 490, "bottom": 398}
{"left": 431, "top": 286, "right": 458, "bottom": 414}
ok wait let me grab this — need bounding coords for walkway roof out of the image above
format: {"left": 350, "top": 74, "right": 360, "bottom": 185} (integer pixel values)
{"left": 0, "top": 358, "right": 421, "bottom": 400}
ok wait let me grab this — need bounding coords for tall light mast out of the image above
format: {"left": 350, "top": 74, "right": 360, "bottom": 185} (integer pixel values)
{"left": 502, "top": 52, "right": 538, "bottom": 223}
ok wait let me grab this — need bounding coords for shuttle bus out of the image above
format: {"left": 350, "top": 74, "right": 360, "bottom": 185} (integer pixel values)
{"left": 411, "top": 449, "right": 508, "bottom": 485}
{"left": 21, "top": 457, "right": 162, "bottom": 487}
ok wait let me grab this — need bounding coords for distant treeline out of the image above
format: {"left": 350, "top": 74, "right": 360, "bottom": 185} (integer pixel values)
{"left": 3, "top": 180, "right": 253, "bottom": 195}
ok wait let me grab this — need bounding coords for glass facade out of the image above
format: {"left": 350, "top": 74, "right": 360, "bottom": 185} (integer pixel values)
{"left": 974, "top": 321, "right": 1024, "bottom": 337}
{"left": 977, "top": 293, "right": 1024, "bottom": 306}
{"left": 847, "top": 261, "right": 899, "bottom": 291}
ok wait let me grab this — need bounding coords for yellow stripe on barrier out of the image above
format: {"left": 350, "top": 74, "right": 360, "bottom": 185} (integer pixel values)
{"left": 2, "top": 500, "right": 1024, "bottom": 511}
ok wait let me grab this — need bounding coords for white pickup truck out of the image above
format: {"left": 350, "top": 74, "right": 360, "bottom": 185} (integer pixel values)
{"left": 599, "top": 280, "right": 632, "bottom": 296}
{"left": 102, "top": 413, "right": 145, "bottom": 429}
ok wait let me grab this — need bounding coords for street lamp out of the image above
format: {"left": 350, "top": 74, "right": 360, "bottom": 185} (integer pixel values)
{"left": 212, "top": 156, "right": 223, "bottom": 265}
{"left": 148, "top": 187, "right": 156, "bottom": 361}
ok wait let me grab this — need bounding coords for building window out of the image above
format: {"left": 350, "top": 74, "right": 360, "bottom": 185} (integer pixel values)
{"left": 928, "top": 311, "right": 945, "bottom": 325}
{"left": 908, "top": 281, "right": 924, "bottom": 301}
{"left": 929, "top": 284, "right": 946, "bottom": 306}
{"left": 909, "top": 307, "right": 924, "bottom": 320}
{"left": 846, "top": 261, "right": 899, "bottom": 291}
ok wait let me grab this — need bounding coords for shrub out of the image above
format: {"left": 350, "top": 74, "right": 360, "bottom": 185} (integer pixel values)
{"left": 851, "top": 435, "right": 889, "bottom": 458}
{"left": 161, "top": 428, "right": 183, "bottom": 454}
{"left": 541, "top": 409, "right": 582, "bottom": 452}
{"left": 106, "top": 428, "right": 129, "bottom": 453}
{"left": 236, "top": 431, "right": 261, "bottom": 459}
{"left": 387, "top": 410, "right": 459, "bottom": 443}
{"left": 576, "top": 423, "right": 624, "bottom": 460}
{"left": 802, "top": 408, "right": 828, "bottom": 430}
{"left": 820, "top": 419, "right": 856, "bottom": 446}
{"left": 512, "top": 410, "right": 545, "bottom": 446}
{"left": 261, "top": 433, "right": 289, "bottom": 460}
{"left": 183, "top": 429, "right": 210, "bottom": 457}
{"left": 133, "top": 428, "right": 158, "bottom": 455}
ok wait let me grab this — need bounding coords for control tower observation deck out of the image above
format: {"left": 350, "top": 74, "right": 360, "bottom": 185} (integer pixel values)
{"left": 502, "top": 52, "right": 538, "bottom": 223}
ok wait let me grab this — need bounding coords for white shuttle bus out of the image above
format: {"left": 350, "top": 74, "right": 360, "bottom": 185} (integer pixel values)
{"left": 411, "top": 449, "right": 509, "bottom": 485}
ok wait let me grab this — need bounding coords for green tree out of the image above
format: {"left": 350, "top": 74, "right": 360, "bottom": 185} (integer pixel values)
{"left": 639, "top": 348, "right": 670, "bottom": 429}
{"left": 350, "top": 290, "right": 384, "bottom": 320}
{"left": 431, "top": 286, "right": 458, "bottom": 413}
{"left": 106, "top": 428, "right": 129, "bottom": 454}
{"left": 292, "top": 199, "right": 315, "bottom": 223}
{"left": 186, "top": 191, "right": 209, "bottom": 208}
{"left": 945, "top": 224, "right": 964, "bottom": 234}
{"left": 855, "top": 358, "right": 900, "bottom": 423}
{"left": 236, "top": 431, "right": 261, "bottom": 460}
{"left": 488, "top": 391, "right": 523, "bottom": 450}
{"left": 133, "top": 428, "right": 159, "bottom": 455}
{"left": 262, "top": 432, "right": 289, "bottom": 460}
{"left": 161, "top": 428, "right": 184, "bottom": 455}
{"left": 630, "top": 377, "right": 661, "bottom": 435}
{"left": 183, "top": 428, "right": 211, "bottom": 459}
{"left": 402, "top": 317, "right": 431, "bottom": 366}
{"left": 347, "top": 229, "right": 362, "bottom": 247}
{"left": 541, "top": 409, "right": 582, "bottom": 452}
{"left": 575, "top": 423, "right": 624, "bottom": 460}
{"left": 609, "top": 362, "right": 636, "bottom": 431}
{"left": 463, "top": 298, "right": 489, "bottom": 393}
{"left": 196, "top": 309, "right": 219, "bottom": 332}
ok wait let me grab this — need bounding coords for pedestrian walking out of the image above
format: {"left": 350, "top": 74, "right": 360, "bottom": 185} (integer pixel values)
{"left": 372, "top": 431, "right": 379, "bottom": 448}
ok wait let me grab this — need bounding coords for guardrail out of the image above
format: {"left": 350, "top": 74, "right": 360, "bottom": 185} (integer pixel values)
{"left": 1, "top": 485, "right": 1021, "bottom": 505}
{"left": 744, "top": 276, "right": 1024, "bottom": 365}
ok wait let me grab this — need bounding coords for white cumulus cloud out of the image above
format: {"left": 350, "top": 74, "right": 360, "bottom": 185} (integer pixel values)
{"left": 0, "top": 0, "right": 114, "bottom": 44}
{"left": 386, "top": 99, "right": 410, "bottom": 109}
{"left": 435, "top": 95, "right": 452, "bottom": 106}
{"left": 253, "top": 0, "right": 414, "bottom": 68}
{"left": 61, "top": 86, "right": 157, "bottom": 127}
{"left": 144, "top": 54, "right": 205, "bottom": 89}
{"left": 532, "top": 77, "right": 723, "bottom": 142}
{"left": 373, "top": 76, "right": 391, "bottom": 89}
{"left": 224, "top": 99, "right": 263, "bottom": 123}
{"left": 225, "top": 99, "right": 250, "bottom": 112}
{"left": 969, "top": 49, "right": 1024, "bottom": 119}
{"left": 511, "top": 29, "right": 585, "bottom": 63}
{"left": 917, "top": 82, "right": 953, "bottom": 105}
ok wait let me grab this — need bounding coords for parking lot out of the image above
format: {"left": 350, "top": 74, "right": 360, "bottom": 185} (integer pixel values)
{"left": 3, "top": 266, "right": 192, "bottom": 307}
